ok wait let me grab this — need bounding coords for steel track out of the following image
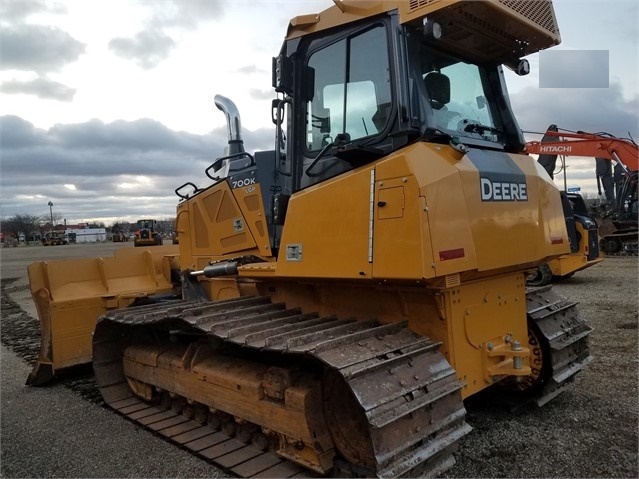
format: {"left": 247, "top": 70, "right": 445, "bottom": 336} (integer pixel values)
{"left": 93, "top": 295, "right": 471, "bottom": 478}
{"left": 93, "top": 287, "right": 591, "bottom": 477}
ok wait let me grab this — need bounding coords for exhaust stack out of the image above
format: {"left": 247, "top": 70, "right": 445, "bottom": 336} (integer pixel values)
{"left": 214, "top": 94, "right": 245, "bottom": 156}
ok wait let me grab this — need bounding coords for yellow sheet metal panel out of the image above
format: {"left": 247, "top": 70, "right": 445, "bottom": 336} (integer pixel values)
{"left": 372, "top": 158, "right": 436, "bottom": 281}
{"left": 404, "top": 143, "right": 569, "bottom": 276}
{"left": 440, "top": 272, "right": 529, "bottom": 398}
{"left": 286, "top": 1, "right": 559, "bottom": 62}
{"left": 401, "top": 144, "right": 479, "bottom": 278}
{"left": 276, "top": 167, "right": 373, "bottom": 279}
{"left": 176, "top": 180, "right": 270, "bottom": 270}
{"left": 233, "top": 183, "right": 272, "bottom": 256}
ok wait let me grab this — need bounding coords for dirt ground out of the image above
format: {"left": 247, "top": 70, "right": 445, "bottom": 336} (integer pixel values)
{"left": 1, "top": 242, "right": 637, "bottom": 478}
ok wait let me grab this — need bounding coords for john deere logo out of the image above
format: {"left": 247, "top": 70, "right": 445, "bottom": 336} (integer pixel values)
{"left": 466, "top": 149, "right": 529, "bottom": 202}
{"left": 480, "top": 178, "right": 528, "bottom": 201}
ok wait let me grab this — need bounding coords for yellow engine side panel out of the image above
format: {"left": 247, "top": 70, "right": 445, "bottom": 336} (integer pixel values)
{"left": 275, "top": 168, "right": 373, "bottom": 279}
{"left": 176, "top": 180, "right": 272, "bottom": 270}
{"left": 272, "top": 143, "right": 568, "bottom": 283}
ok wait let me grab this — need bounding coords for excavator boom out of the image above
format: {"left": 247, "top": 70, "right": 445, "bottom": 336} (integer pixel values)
{"left": 526, "top": 129, "right": 638, "bottom": 172}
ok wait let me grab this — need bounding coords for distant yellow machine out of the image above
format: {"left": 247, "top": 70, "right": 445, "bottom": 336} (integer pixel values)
{"left": 41, "top": 231, "right": 67, "bottom": 246}
{"left": 27, "top": 2, "right": 592, "bottom": 476}
{"left": 133, "top": 219, "right": 162, "bottom": 247}
{"left": 527, "top": 191, "right": 603, "bottom": 285}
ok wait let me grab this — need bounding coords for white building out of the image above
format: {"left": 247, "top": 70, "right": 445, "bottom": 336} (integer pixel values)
{"left": 65, "top": 227, "right": 106, "bottom": 243}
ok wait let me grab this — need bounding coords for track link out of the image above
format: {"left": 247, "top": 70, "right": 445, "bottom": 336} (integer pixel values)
{"left": 525, "top": 286, "right": 593, "bottom": 405}
{"left": 93, "top": 295, "right": 470, "bottom": 478}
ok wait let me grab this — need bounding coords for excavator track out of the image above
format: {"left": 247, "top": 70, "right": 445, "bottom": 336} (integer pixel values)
{"left": 600, "top": 230, "right": 639, "bottom": 256}
{"left": 93, "top": 295, "right": 471, "bottom": 478}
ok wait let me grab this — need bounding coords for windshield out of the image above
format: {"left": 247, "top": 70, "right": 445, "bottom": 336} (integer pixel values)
{"left": 417, "top": 46, "right": 506, "bottom": 146}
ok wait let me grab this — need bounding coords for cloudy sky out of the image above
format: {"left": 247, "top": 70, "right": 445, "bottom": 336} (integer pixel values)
{"left": 1, "top": 0, "right": 637, "bottom": 225}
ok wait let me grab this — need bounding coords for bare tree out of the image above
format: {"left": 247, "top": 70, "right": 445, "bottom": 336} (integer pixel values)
{"left": 39, "top": 213, "right": 63, "bottom": 228}
{"left": 3, "top": 214, "right": 42, "bottom": 244}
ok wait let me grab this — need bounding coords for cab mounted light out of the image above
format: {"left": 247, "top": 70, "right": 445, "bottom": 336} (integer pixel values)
{"left": 423, "top": 19, "right": 442, "bottom": 41}
{"left": 505, "top": 58, "right": 530, "bottom": 76}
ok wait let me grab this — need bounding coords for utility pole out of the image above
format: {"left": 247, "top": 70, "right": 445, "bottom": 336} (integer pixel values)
{"left": 48, "top": 201, "right": 54, "bottom": 229}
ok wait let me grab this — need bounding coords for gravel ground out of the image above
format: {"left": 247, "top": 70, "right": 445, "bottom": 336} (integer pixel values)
{"left": 445, "top": 256, "right": 638, "bottom": 478}
{"left": 1, "top": 344, "right": 224, "bottom": 478}
{"left": 1, "top": 243, "right": 637, "bottom": 478}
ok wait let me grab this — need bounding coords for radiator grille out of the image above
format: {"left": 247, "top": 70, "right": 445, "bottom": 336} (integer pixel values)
{"left": 499, "top": 0, "right": 558, "bottom": 34}
{"left": 409, "top": 0, "right": 439, "bottom": 11}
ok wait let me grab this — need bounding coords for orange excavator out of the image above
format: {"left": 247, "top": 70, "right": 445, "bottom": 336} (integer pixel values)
{"left": 526, "top": 125, "right": 638, "bottom": 256}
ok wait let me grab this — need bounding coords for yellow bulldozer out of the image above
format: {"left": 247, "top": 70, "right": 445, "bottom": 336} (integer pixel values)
{"left": 26, "top": 1, "right": 592, "bottom": 477}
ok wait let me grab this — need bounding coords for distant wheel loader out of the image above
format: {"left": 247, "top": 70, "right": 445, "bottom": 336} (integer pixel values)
{"left": 112, "top": 231, "right": 128, "bottom": 242}
{"left": 26, "top": 1, "right": 592, "bottom": 477}
{"left": 41, "top": 231, "right": 68, "bottom": 246}
{"left": 133, "top": 219, "right": 162, "bottom": 247}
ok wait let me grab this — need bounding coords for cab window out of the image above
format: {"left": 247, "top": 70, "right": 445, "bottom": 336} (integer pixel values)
{"left": 306, "top": 25, "right": 391, "bottom": 152}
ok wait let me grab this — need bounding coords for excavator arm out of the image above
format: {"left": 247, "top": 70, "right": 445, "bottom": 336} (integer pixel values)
{"left": 525, "top": 128, "right": 638, "bottom": 172}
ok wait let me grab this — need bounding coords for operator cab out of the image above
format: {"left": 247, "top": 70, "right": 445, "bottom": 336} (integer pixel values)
{"left": 272, "top": 9, "right": 528, "bottom": 193}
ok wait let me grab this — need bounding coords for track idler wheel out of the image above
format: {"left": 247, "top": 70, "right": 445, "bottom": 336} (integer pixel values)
{"left": 502, "top": 322, "right": 548, "bottom": 394}
{"left": 527, "top": 262, "right": 553, "bottom": 287}
{"left": 322, "top": 372, "right": 376, "bottom": 474}
{"left": 601, "top": 237, "right": 622, "bottom": 254}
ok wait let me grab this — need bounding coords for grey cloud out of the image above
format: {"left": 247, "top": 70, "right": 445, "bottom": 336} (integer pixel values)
{"left": 0, "top": 0, "right": 65, "bottom": 22}
{"left": 106, "top": 1, "right": 225, "bottom": 70}
{"left": 2, "top": 77, "right": 76, "bottom": 101}
{"left": 0, "top": 24, "right": 85, "bottom": 73}
{"left": 237, "top": 65, "right": 258, "bottom": 74}
{"left": 109, "top": 29, "right": 176, "bottom": 69}
{"left": 0, "top": 115, "right": 48, "bottom": 148}
{"left": 1, "top": 115, "right": 221, "bottom": 186}
{"left": 48, "top": 118, "right": 210, "bottom": 152}
{"left": 512, "top": 81, "right": 638, "bottom": 139}
{"left": 148, "top": 1, "right": 225, "bottom": 29}
{"left": 249, "top": 88, "right": 274, "bottom": 101}
{"left": 244, "top": 127, "right": 276, "bottom": 152}
{"left": 0, "top": 115, "right": 279, "bottom": 222}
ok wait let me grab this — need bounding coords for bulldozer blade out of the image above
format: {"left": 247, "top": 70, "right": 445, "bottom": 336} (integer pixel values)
{"left": 26, "top": 245, "right": 179, "bottom": 386}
